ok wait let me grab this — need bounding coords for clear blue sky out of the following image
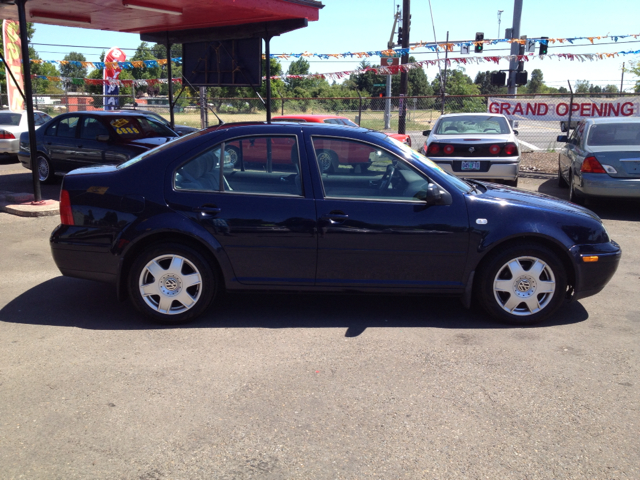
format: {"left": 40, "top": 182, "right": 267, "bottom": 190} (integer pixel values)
{"left": 30, "top": 0, "right": 640, "bottom": 91}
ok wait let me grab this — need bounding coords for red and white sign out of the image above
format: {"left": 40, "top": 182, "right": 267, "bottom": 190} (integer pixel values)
{"left": 103, "top": 47, "right": 126, "bottom": 110}
{"left": 380, "top": 56, "right": 400, "bottom": 67}
{"left": 3, "top": 20, "right": 24, "bottom": 112}
{"left": 488, "top": 97, "right": 640, "bottom": 121}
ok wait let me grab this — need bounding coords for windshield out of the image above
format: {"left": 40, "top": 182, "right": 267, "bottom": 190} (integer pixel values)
{"left": 435, "top": 115, "right": 511, "bottom": 135}
{"left": 586, "top": 123, "right": 640, "bottom": 146}
{"left": 0, "top": 112, "right": 22, "bottom": 126}
{"left": 109, "top": 116, "right": 176, "bottom": 140}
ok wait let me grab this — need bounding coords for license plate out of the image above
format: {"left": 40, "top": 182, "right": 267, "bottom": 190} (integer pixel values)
{"left": 461, "top": 161, "right": 480, "bottom": 171}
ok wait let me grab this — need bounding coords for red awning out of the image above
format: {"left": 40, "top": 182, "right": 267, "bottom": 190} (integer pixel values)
{"left": 0, "top": 0, "right": 322, "bottom": 34}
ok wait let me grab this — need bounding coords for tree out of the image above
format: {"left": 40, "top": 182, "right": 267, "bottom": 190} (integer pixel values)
{"left": 391, "top": 57, "right": 432, "bottom": 96}
{"left": 574, "top": 80, "right": 591, "bottom": 94}
{"left": 631, "top": 61, "right": 640, "bottom": 93}
{"left": 526, "top": 69, "right": 546, "bottom": 94}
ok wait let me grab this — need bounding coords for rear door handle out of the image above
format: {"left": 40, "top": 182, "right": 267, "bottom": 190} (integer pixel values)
{"left": 194, "top": 205, "right": 221, "bottom": 216}
{"left": 321, "top": 212, "right": 349, "bottom": 223}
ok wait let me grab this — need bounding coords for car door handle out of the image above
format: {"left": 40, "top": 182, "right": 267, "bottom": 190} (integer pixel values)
{"left": 77, "top": 144, "right": 83, "bottom": 148}
{"left": 321, "top": 212, "right": 349, "bottom": 223}
{"left": 194, "top": 205, "right": 221, "bottom": 216}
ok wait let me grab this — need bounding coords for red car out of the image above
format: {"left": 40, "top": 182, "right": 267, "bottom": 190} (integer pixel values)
{"left": 271, "top": 114, "right": 411, "bottom": 173}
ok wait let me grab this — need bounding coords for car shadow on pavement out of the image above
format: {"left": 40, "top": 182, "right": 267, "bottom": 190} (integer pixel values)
{"left": 536, "top": 179, "right": 640, "bottom": 222}
{"left": 0, "top": 170, "right": 61, "bottom": 201}
{"left": 1, "top": 276, "right": 589, "bottom": 334}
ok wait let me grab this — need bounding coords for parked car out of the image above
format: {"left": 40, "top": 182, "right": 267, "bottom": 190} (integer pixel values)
{"left": 557, "top": 117, "right": 640, "bottom": 205}
{"left": 18, "top": 110, "right": 180, "bottom": 183}
{"left": 50, "top": 122, "right": 620, "bottom": 326}
{"left": 123, "top": 108, "right": 199, "bottom": 136}
{"left": 419, "top": 113, "right": 521, "bottom": 186}
{"left": 0, "top": 110, "right": 52, "bottom": 155}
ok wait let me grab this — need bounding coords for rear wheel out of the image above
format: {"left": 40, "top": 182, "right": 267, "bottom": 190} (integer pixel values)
{"left": 37, "top": 154, "right": 55, "bottom": 184}
{"left": 503, "top": 178, "right": 518, "bottom": 187}
{"left": 569, "top": 172, "right": 586, "bottom": 205}
{"left": 557, "top": 157, "right": 568, "bottom": 188}
{"left": 476, "top": 243, "right": 567, "bottom": 325}
{"left": 128, "top": 243, "right": 217, "bottom": 324}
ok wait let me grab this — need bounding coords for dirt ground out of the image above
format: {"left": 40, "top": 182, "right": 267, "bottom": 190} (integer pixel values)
{"left": 520, "top": 151, "right": 558, "bottom": 175}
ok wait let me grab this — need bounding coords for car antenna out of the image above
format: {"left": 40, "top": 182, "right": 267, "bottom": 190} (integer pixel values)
{"left": 181, "top": 76, "right": 225, "bottom": 126}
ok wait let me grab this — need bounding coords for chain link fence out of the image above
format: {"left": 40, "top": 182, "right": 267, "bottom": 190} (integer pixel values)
{"left": 4, "top": 92, "right": 638, "bottom": 153}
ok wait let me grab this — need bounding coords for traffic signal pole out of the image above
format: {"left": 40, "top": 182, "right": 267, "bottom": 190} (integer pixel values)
{"left": 507, "top": 0, "right": 523, "bottom": 94}
{"left": 398, "top": 0, "right": 410, "bottom": 134}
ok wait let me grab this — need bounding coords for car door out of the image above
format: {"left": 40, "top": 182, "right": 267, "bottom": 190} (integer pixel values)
{"left": 560, "top": 121, "right": 586, "bottom": 182}
{"left": 76, "top": 116, "right": 124, "bottom": 167}
{"left": 308, "top": 135, "right": 470, "bottom": 290}
{"left": 43, "top": 115, "right": 82, "bottom": 174}
{"left": 164, "top": 133, "right": 318, "bottom": 286}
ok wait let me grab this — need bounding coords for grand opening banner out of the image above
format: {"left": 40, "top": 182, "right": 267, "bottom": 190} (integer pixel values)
{"left": 488, "top": 97, "right": 640, "bottom": 121}
{"left": 103, "top": 47, "right": 126, "bottom": 110}
{"left": 3, "top": 20, "right": 25, "bottom": 112}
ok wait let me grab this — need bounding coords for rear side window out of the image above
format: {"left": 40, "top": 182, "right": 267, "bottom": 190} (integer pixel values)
{"left": 109, "top": 117, "right": 175, "bottom": 139}
{"left": 174, "top": 135, "right": 302, "bottom": 197}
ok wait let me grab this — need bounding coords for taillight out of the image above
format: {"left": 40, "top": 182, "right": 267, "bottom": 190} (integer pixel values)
{"left": 428, "top": 143, "right": 440, "bottom": 155}
{"left": 59, "top": 189, "right": 74, "bottom": 225}
{"left": 581, "top": 156, "right": 606, "bottom": 174}
{"left": 489, "top": 144, "right": 501, "bottom": 155}
{"left": 0, "top": 130, "right": 15, "bottom": 139}
{"left": 404, "top": 136, "right": 412, "bottom": 147}
{"left": 503, "top": 143, "right": 518, "bottom": 156}
{"left": 443, "top": 144, "right": 455, "bottom": 155}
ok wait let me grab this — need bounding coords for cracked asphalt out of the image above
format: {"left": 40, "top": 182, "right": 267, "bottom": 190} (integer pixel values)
{"left": 1, "top": 159, "right": 639, "bottom": 479}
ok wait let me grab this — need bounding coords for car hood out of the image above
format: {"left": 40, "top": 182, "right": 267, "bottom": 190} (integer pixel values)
{"left": 472, "top": 181, "right": 602, "bottom": 222}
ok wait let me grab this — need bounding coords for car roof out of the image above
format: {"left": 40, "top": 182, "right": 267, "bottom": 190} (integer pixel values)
{"left": 586, "top": 117, "right": 640, "bottom": 124}
{"left": 272, "top": 114, "right": 348, "bottom": 122}
{"left": 437, "top": 113, "right": 508, "bottom": 119}
{"left": 58, "top": 110, "right": 153, "bottom": 117}
{"left": 203, "top": 121, "right": 374, "bottom": 136}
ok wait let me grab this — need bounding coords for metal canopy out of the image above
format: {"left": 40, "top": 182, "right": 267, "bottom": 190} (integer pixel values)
{"left": 0, "top": 0, "right": 321, "bottom": 34}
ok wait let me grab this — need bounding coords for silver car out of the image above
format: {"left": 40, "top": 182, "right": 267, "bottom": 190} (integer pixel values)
{"left": 0, "top": 110, "right": 52, "bottom": 155}
{"left": 557, "top": 117, "right": 640, "bottom": 205}
{"left": 419, "top": 113, "right": 521, "bottom": 186}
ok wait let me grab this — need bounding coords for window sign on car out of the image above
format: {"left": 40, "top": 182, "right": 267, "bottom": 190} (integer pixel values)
{"left": 110, "top": 118, "right": 140, "bottom": 135}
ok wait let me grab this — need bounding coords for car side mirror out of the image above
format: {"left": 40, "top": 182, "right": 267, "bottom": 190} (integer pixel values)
{"left": 513, "top": 129, "right": 519, "bottom": 136}
{"left": 557, "top": 135, "right": 568, "bottom": 143}
{"left": 426, "top": 183, "right": 442, "bottom": 204}
{"left": 422, "top": 129, "right": 432, "bottom": 136}
{"left": 96, "top": 134, "right": 110, "bottom": 142}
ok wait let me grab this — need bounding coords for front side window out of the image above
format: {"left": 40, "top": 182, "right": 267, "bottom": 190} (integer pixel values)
{"left": 175, "top": 135, "right": 302, "bottom": 197}
{"left": 312, "top": 137, "right": 431, "bottom": 202}
{"left": 435, "top": 115, "right": 511, "bottom": 135}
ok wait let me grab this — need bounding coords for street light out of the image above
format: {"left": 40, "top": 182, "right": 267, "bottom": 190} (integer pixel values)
{"left": 497, "top": 10, "right": 504, "bottom": 39}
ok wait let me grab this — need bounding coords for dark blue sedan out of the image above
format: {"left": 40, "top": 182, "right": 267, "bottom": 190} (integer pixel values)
{"left": 50, "top": 122, "right": 621, "bottom": 325}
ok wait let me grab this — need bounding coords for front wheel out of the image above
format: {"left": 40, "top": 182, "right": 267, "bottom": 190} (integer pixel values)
{"left": 476, "top": 243, "right": 567, "bottom": 325}
{"left": 128, "top": 243, "right": 217, "bottom": 324}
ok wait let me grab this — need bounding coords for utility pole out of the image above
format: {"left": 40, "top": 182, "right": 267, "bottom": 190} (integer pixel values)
{"left": 507, "top": 0, "right": 523, "bottom": 94}
{"left": 497, "top": 10, "right": 504, "bottom": 39}
{"left": 398, "top": 0, "right": 410, "bottom": 134}
{"left": 620, "top": 62, "right": 625, "bottom": 93}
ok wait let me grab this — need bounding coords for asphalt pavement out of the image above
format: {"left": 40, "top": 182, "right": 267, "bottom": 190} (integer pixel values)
{"left": 1, "top": 157, "right": 639, "bottom": 479}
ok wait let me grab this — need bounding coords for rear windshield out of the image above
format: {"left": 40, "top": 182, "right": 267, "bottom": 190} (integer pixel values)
{"left": 109, "top": 116, "right": 175, "bottom": 139}
{"left": 435, "top": 115, "right": 511, "bottom": 135}
{"left": 0, "top": 112, "right": 22, "bottom": 126}
{"left": 586, "top": 123, "right": 640, "bottom": 146}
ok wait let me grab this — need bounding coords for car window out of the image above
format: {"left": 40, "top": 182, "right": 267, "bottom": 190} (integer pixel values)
{"left": 323, "top": 119, "right": 343, "bottom": 124}
{"left": 57, "top": 116, "right": 80, "bottom": 138}
{"left": 586, "top": 123, "right": 640, "bottom": 146}
{"left": 109, "top": 116, "right": 175, "bottom": 139}
{"left": 34, "top": 113, "right": 45, "bottom": 126}
{"left": 0, "top": 112, "right": 22, "bottom": 126}
{"left": 571, "top": 121, "right": 586, "bottom": 147}
{"left": 175, "top": 135, "right": 302, "bottom": 197}
{"left": 81, "top": 117, "right": 110, "bottom": 139}
{"left": 312, "top": 137, "right": 431, "bottom": 202}
{"left": 435, "top": 115, "right": 510, "bottom": 135}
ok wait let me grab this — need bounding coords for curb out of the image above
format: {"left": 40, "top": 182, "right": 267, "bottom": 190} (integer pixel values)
{"left": 0, "top": 191, "right": 59, "bottom": 217}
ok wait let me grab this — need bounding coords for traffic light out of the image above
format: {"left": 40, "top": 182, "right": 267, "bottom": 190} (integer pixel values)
{"left": 490, "top": 71, "right": 506, "bottom": 86}
{"left": 516, "top": 71, "right": 528, "bottom": 86}
{"left": 539, "top": 37, "right": 549, "bottom": 55}
{"left": 397, "top": 27, "right": 403, "bottom": 44}
{"left": 474, "top": 32, "right": 484, "bottom": 53}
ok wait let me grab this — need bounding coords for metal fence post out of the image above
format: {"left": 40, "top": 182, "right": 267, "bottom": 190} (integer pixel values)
{"left": 357, "top": 90, "right": 362, "bottom": 126}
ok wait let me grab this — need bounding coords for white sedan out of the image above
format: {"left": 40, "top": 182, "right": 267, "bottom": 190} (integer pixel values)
{"left": 419, "top": 113, "right": 521, "bottom": 186}
{"left": 0, "top": 110, "right": 52, "bottom": 155}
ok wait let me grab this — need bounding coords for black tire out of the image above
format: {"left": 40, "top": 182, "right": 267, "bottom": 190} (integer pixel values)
{"left": 128, "top": 243, "right": 217, "bottom": 324}
{"left": 569, "top": 172, "right": 586, "bottom": 206}
{"left": 503, "top": 178, "right": 518, "bottom": 187}
{"left": 557, "top": 157, "right": 568, "bottom": 188}
{"left": 476, "top": 243, "right": 567, "bottom": 325}
{"left": 225, "top": 145, "right": 241, "bottom": 169}
{"left": 316, "top": 149, "right": 338, "bottom": 174}
{"left": 37, "top": 154, "right": 55, "bottom": 184}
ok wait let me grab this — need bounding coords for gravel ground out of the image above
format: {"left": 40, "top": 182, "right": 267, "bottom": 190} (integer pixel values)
{"left": 520, "top": 152, "right": 559, "bottom": 175}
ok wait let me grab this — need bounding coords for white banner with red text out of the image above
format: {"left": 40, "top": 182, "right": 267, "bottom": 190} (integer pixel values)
{"left": 488, "top": 97, "right": 640, "bottom": 121}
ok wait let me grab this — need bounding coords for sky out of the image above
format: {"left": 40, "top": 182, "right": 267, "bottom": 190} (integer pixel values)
{"left": 28, "top": 0, "right": 640, "bottom": 92}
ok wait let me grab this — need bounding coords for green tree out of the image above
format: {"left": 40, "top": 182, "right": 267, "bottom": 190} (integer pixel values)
{"left": 574, "top": 80, "right": 591, "bottom": 93}
{"left": 391, "top": 57, "right": 432, "bottom": 96}
{"left": 526, "top": 69, "right": 546, "bottom": 94}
